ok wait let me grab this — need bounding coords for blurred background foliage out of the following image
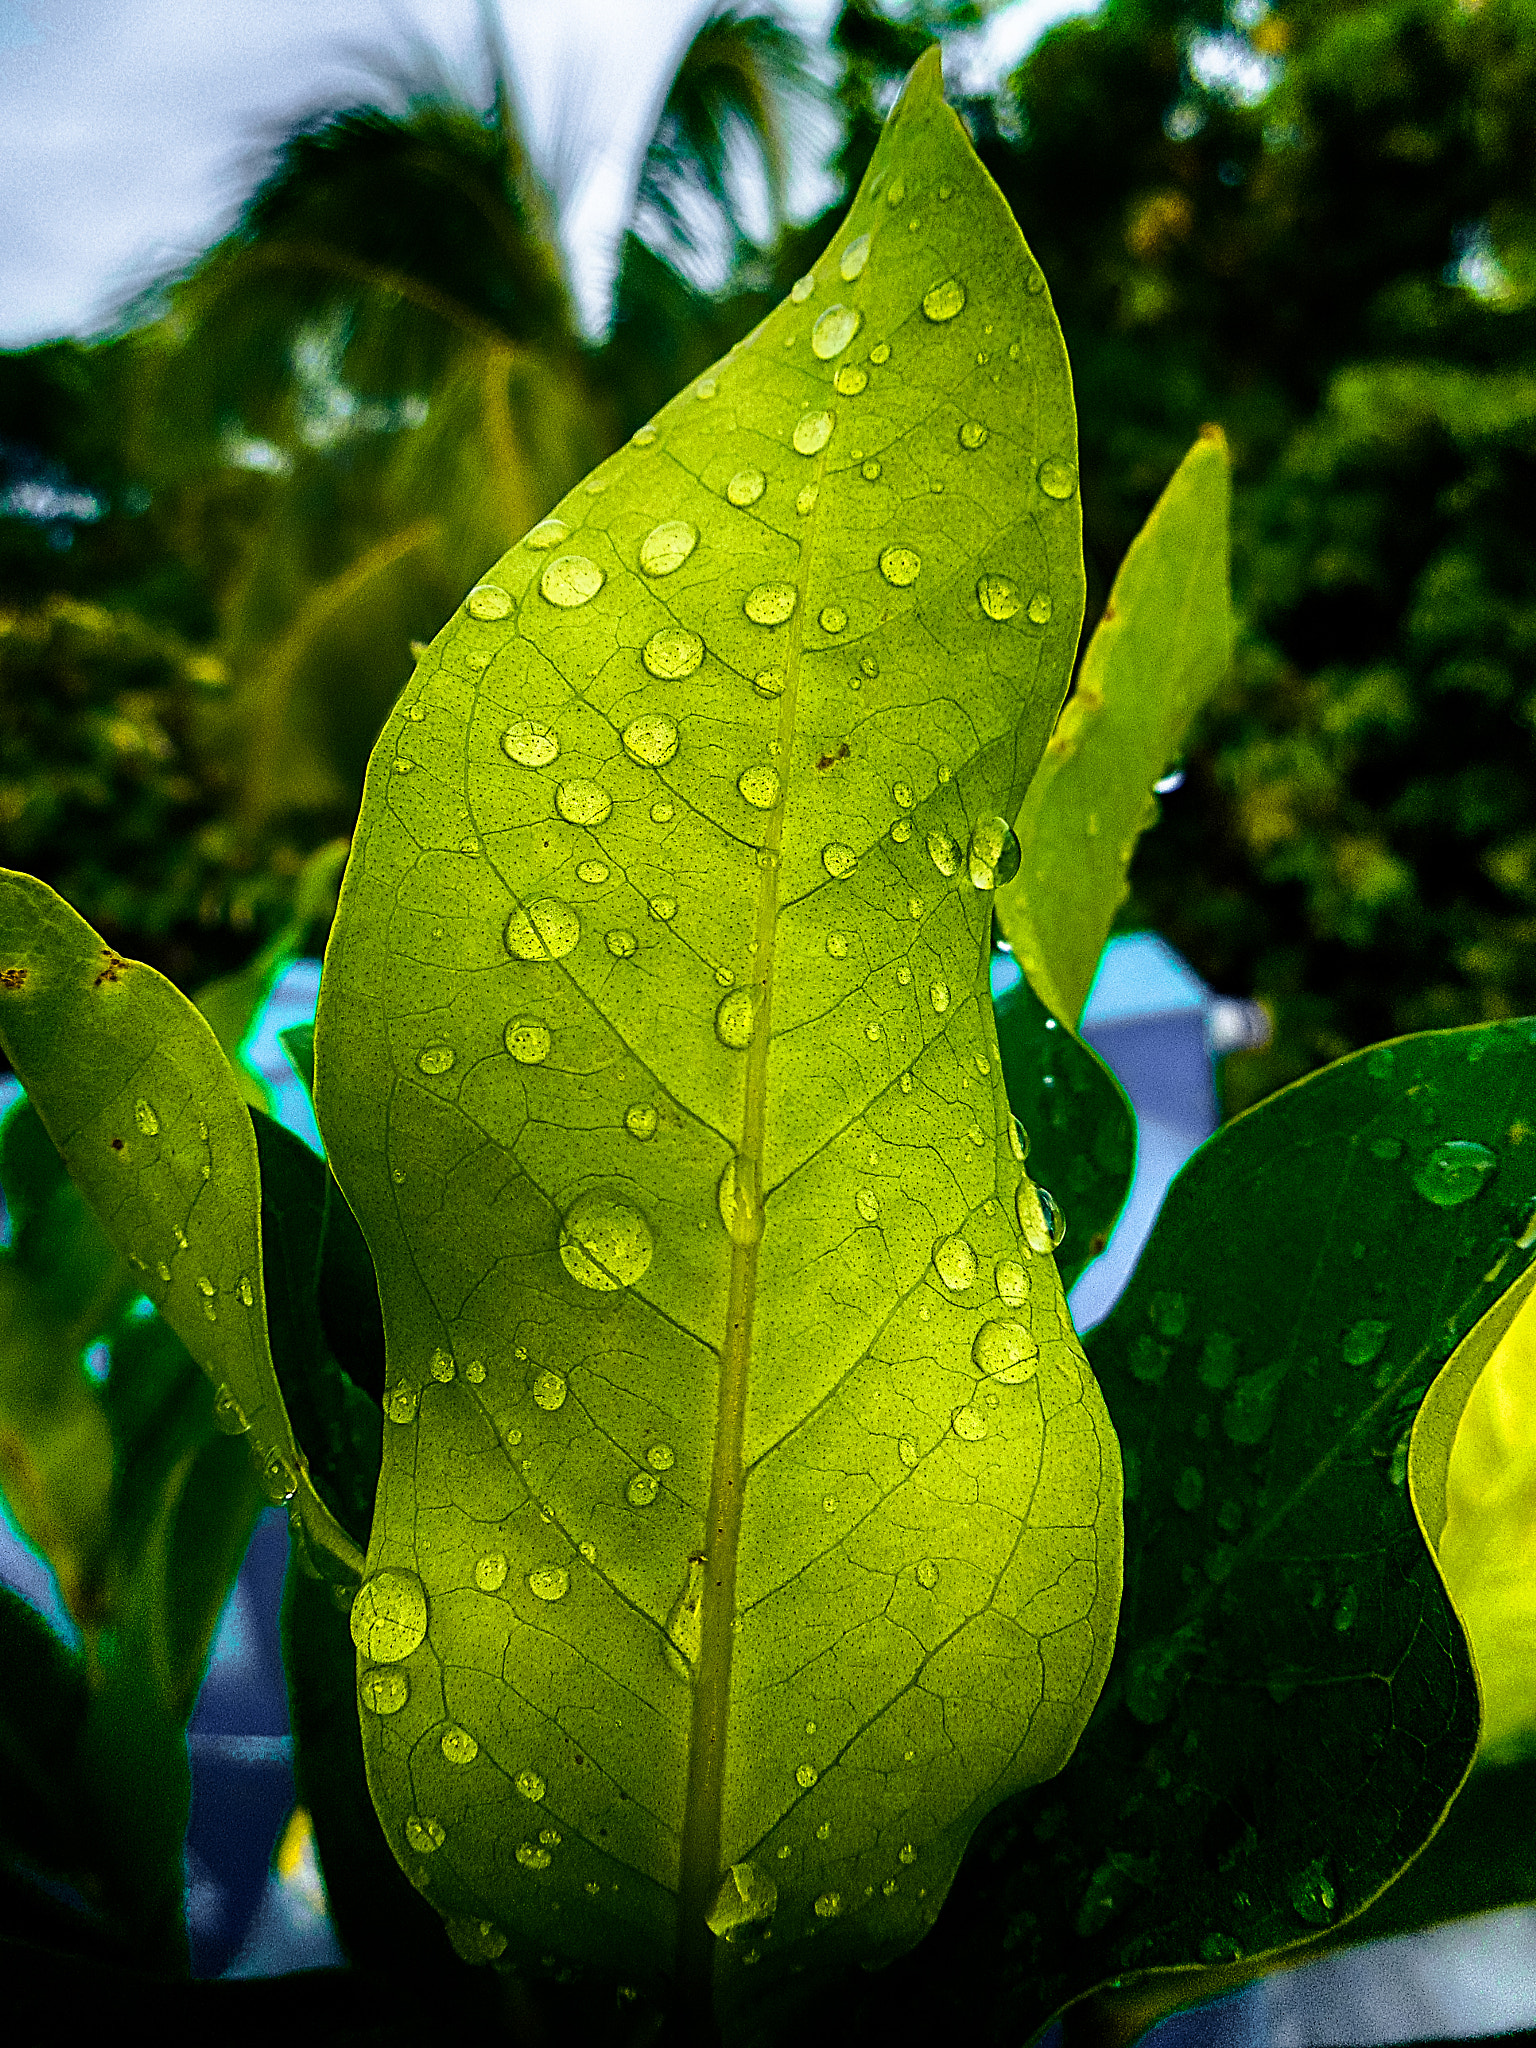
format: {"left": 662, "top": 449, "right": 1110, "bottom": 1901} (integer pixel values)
{"left": 2, "top": 0, "right": 1534, "bottom": 1111}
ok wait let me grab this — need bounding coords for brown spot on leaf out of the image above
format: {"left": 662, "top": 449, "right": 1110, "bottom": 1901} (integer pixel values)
{"left": 93, "top": 951, "right": 129, "bottom": 987}
{"left": 1087, "top": 1231, "right": 1108, "bottom": 1258}
{"left": 816, "top": 743, "right": 852, "bottom": 771}
{"left": 110, "top": 1138, "right": 124, "bottom": 1152}
{"left": 0, "top": 966, "right": 27, "bottom": 991}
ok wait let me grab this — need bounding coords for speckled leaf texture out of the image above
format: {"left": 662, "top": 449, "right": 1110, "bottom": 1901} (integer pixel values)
{"left": 313, "top": 49, "right": 1121, "bottom": 2016}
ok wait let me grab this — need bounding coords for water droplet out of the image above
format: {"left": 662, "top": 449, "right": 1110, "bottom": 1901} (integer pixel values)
{"left": 429, "top": 1347, "right": 456, "bottom": 1385}
{"left": 502, "top": 720, "right": 560, "bottom": 768}
{"left": 1333, "top": 1585, "right": 1359, "bottom": 1633}
{"left": 753, "top": 668, "right": 784, "bottom": 698}
{"left": 467, "top": 585, "right": 512, "bottom": 621}
{"left": 855, "top": 1187, "right": 880, "bottom": 1222}
{"left": 814, "top": 1892, "right": 842, "bottom": 1918}
{"left": 861, "top": 458, "right": 882, "bottom": 480}
{"left": 929, "top": 980, "right": 950, "bottom": 1015}
{"left": 473, "top": 1551, "right": 509, "bottom": 1593}
{"left": 504, "top": 1017, "right": 551, "bottom": 1065}
{"left": 822, "top": 843, "right": 857, "bottom": 879}
{"left": 1342, "top": 1319, "right": 1391, "bottom": 1367}
{"left": 261, "top": 1448, "right": 297, "bottom": 1503}
{"left": 968, "top": 815, "right": 1022, "bottom": 890}
{"left": 921, "top": 277, "right": 966, "bottom": 322}
{"left": 406, "top": 1815, "right": 446, "bottom": 1854}
{"left": 868, "top": 344, "right": 893, "bottom": 371}
{"left": 796, "top": 1762, "right": 819, "bottom": 1789}
{"left": 212, "top": 1385, "right": 249, "bottom": 1435}
{"left": 576, "top": 860, "right": 610, "bottom": 886}
{"left": 1028, "top": 592, "right": 1053, "bottom": 625}
{"left": 745, "top": 583, "right": 798, "bottom": 626}
{"left": 715, "top": 989, "right": 756, "bottom": 1051}
{"left": 927, "top": 830, "right": 959, "bottom": 877}
{"left": 951, "top": 1404, "right": 988, "bottom": 1441}
{"left": 351, "top": 1568, "right": 429, "bottom": 1663}
{"left": 826, "top": 932, "right": 848, "bottom": 959}
{"left": 879, "top": 545, "right": 921, "bottom": 588}
{"left": 886, "top": 176, "right": 906, "bottom": 207}
{"left": 605, "top": 929, "right": 638, "bottom": 959}
{"left": 1290, "top": 1860, "right": 1337, "bottom": 1926}
{"left": 664, "top": 1555, "right": 706, "bottom": 1681}
{"left": 627, "top": 1471, "right": 659, "bottom": 1507}
{"left": 413, "top": 1041, "right": 458, "bottom": 1080}
{"left": 625, "top": 1103, "right": 658, "bottom": 1140}
{"left": 514, "top": 1768, "right": 546, "bottom": 1803}
{"left": 994, "top": 1259, "right": 1028, "bottom": 1309}
{"left": 957, "top": 421, "right": 990, "bottom": 454}
{"left": 540, "top": 555, "right": 605, "bottom": 608}
{"left": 717, "top": 1152, "right": 762, "bottom": 1244}
{"left": 642, "top": 628, "right": 703, "bottom": 680}
{"left": 933, "top": 1235, "right": 978, "bottom": 1291}
{"left": 819, "top": 605, "right": 847, "bottom": 634}
{"left": 560, "top": 1192, "right": 653, "bottom": 1291}
{"left": 834, "top": 364, "right": 868, "bottom": 397}
{"left": 530, "top": 1369, "right": 569, "bottom": 1413}
{"left": 1018, "top": 1181, "right": 1066, "bottom": 1251}
{"left": 528, "top": 1565, "right": 570, "bottom": 1603}
{"left": 694, "top": 375, "right": 718, "bottom": 399}
{"left": 649, "top": 895, "right": 676, "bottom": 920}
{"left": 442, "top": 1724, "right": 479, "bottom": 1765}
{"left": 793, "top": 410, "right": 834, "bottom": 456}
{"left": 525, "top": 519, "right": 568, "bottom": 551}
{"left": 639, "top": 520, "right": 697, "bottom": 576}
{"left": 864, "top": 1021, "right": 882, "bottom": 1043}
{"left": 385, "top": 1383, "right": 418, "bottom": 1424}
{"left": 1413, "top": 1140, "right": 1498, "bottom": 1207}
{"left": 978, "top": 574, "right": 1020, "bottom": 621}
{"left": 973, "top": 1319, "right": 1040, "bottom": 1383}
{"left": 840, "top": 234, "right": 870, "bottom": 281}
{"left": 516, "top": 1842, "right": 552, "bottom": 1870}
{"left": 236, "top": 1275, "right": 254, "bottom": 1309}
{"left": 728, "top": 468, "right": 766, "bottom": 507}
{"left": 738, "top": 764, "right": 782, "bottom": 810}
{"left": 1008, "top": 1116, "right": 1028, "bottom": 1162}
{"left": 505, "top": 899, "right": 580, "bottom": 961}
{"left": 796, "top": 484, "right": 819, "bottom": 515}
{"left": 790, "top": 273, "right": 815, "bottom": 303}
{"left": 631, "top": 424, "right": 657, "bottom": 447}
{"left": 360, "top": 1667, "right": 409, "bottom": 1714}
{"left": 651, "top": 800, "right": 675, "bottom": 823}
{"left": 622, "top": 713, "right": 679, "bottom": 766}
{"left": 812, "top": 305, "right": 863, "bottom": 360}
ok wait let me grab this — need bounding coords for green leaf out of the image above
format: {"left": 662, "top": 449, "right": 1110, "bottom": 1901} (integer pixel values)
{"left": 315, "top": 46, "right": 1120, "bottom": 2014}
{"left": 993, "top": 970, "right": 1135, "bottom": 1294}
{"left": 812, "top": 1019, "right": 1531, "bottom": 2046}
{"left": 0, "top": 868, "right": 363, "bottom": 1587}
{"left": 995, "top": 425, "right": 1232, "bottom": 1027}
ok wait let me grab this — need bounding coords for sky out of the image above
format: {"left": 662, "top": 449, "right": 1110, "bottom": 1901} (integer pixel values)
{"left": 0, "top": 0, "right": 1100, "bottom": 349}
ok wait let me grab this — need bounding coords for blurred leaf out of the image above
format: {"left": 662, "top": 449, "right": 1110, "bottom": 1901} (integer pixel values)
{"left": 996, "top": 426, "right": 1232, "bottom": 1027}
{"left": 993, "top": 969, "right": 1136, "bottom": 1294}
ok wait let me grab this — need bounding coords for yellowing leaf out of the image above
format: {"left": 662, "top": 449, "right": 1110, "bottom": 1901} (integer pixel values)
{"left": 314, "top": 48, "right": 1120, "bottom": 2012}
{"left": 996, "top": 424, "right": 1232, "bottom": 1026}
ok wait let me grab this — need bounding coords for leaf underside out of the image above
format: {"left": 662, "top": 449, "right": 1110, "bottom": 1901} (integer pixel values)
{"left": 315, "top": 48, "right": 1121, "bottom": 2007}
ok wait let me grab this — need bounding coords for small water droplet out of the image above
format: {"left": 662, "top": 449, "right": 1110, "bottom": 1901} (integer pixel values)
{"left": 890, "top": 818, "right": 912, "bottom": 844}
{"left": 627, "top": 1471, "right": 659, "bottom": 1507}
{"left": 622, "top": 713, "right": 679, "bottom": 766}
{"left": 212, "top": 1385, "right": 249, "bottom": 1435}
{"left": 855, "top": 1187, "right": 880, "bottom": 1222}
{"left": 505, "top": 899, "right": 580, "bottom": 961}
{"left": 516, "top": 1842, "right": 552, "bottom": 1870}
{"left": 532, "top": 1369, "right": 567, "bottom": 1410}
{"left": 505, "top": 1017, "right": 551, "bottom": 1064}
{"left": 540, "top": 555, "right": 605, "bottom": 608}
{"left": 474, "top": 1552, "right": 508, "bottom": 1592}
{"left": 793, "top": 410, "right": 834, "bottom": 456}
{"left": 717, "top": 1152, "right": 762, "bottom": 1243}
{"left": 745, "top": 582, "right": 799, "bottom": 627}
{"left": 790, "top": 274, "right": 815, "bottom": 303}
{"left": 414, "top": 1041, "right": 458, "bottom": 1080}
{"left": 822, "top": 843, "right": 857, "bottom": 879}
{"left": 576, "top": 860, "right": 610, "bottom": 886}
{"left": 869, "top": 342, "right": 893, "bottom": 369}
{"left": 728, "top": 468, "right": 766, "bottom": 507}
{"left": 351, "top": 1568, "right": 429, "bottom": 1663}
{"left": 385, "top": 1383, "right": 418, "bottom": 1424}
{"left": 738, "top": 764, "right": 782, "bottom": 809}
{"left": 715, "top": 990, "right": 756, "bottom": 1050}
{"left": 911, "top": 1557, "right": 938, "bottom": 1591}
{"left": 560, "top": 1192, "right": 653, "bottom": 1290}
{"left": 833, "top": 363, "right": 868, "bottom": 397}
{"left": 932, "top": 1235, "right": 978, "bottom": 1291}
{"left": 631, "top": 424, "right": 657, "bottom": 447}
{"left": 826, "top": 932, "right": 848, "bottom": 959}
{"left": 978, "top": 574, "right": 1020, "bottom": 621}
{"left": 753, "top": 667, "right": 784, "bottom": 698}
{"left": 605, "top": 929, "right": 638, "bottom": 959}
{"left": 994, "top": 1259, "right": 1028, "bottom": 1309}
{"left": 441, "top": 1724, "right": 479, "bottom": 1765}
{"left": 818, "top": 604, "right": 847, "bottom": 634}
{"left": 929, "top": 980, "right": 950, "bottom": 1015}
{"left": 429, "top": 1347, "right": 456, "bottom": 1385}
{"left": 879, "top": 545, "right": 921, "bottom": 588}
{"left": 1413, "top": 1139, "right": 1498, "bottom": 1207}
{"left": 1342, "top": 1319, "right": 1391, "bottom": 1367}
{"left": 959, "top": 421, "right": 988, "bottom": 451}
{"left": 1028, "top": 592, "right": 1053, "bottom": 625}
{"left": 664, "top": 1555, "right": 706, "bottom": 1681}
{"left": 1334, "top": 1585, "right": 1359, "bottom": 1632}
{"left": 625, "top": 1103, "right": 658, "bottom": 1141}
{"left": 642, "top": 628, "right": 703, "bottom": 680}
{"left": 951, "top": 1404, "right": 988, "bottom": 1441}
{"left": 695, "top": 376, "right": 718, "bottom": 399}
{"left": 467, "top": 585, "right": 512, "bottom": 621}
{"left": 968, "top": 815, "right": 1022, "bottom": 890}
{"left": 861, "top": 457, "right": 882, "bottom": 480}
{"left": 407, "top": 1815, "right": 446, "bottom": 1854}
{"left": 528, "top": 1565, "right": 570, "bottom": 1603}
{"left": 515, "top": 1767, "right": 546, "bottom": 1803}
{"left": 921, "top": 277, "right": 966, "bottom": 322}
{"left": 525, "top": 519, "right": 568, "bottom": 551}
{"left": 1290, "top": 1860, "right": 1337, "bottom": 1926}
{"left": 840, "top": 233, "right": 871, "bottom": 281}
{"left": 502, "top": 720, "right": 559, "bottom": 768}
{"left": 973, "top": 1318, "right": 1040, "bottom": 1384}
{"left": 813, "top": 1892, "right": 842, "bottom": 1919}
{"left": 1038, "top": 458, "right": 1077, "bottom": 500}
{"left": 360, "top": 1667, "right": 409, "bottom": 1715}
{"left": 1017, "top": 1181, "right": 1066, "bottom": 1251}
{"left": 796, "top": 483, "right": 819, "bottom": 516}
{"left": 812, "top": 305, "right": 863, "bottom": 360}
{"left": 639, "top": 520, "right": 697, "bottom": 576}
{"left": 927, "top": 831, "right": 959, "bottom": 877}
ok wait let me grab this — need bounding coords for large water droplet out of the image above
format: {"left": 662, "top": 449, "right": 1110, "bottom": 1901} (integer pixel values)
{"left": 932, "top": 1235, "right": 978, "bottom": 1291}
{"left": 605, "top": 929, "right": 637, "bottom": 959}
{"left": 737, "top": 764, "right": 782, "bottom": 810}
{"left": 643, "top": 628, "right": 703, "bottom": 680}
{"left": 812, "top": 305, "right": 863, "bottom": 360}
{"left": 556, "top": 780, "right": 613, "bottom": 826}
{"left": 515, "top": 1768, "right": 546, "bottom": 1803}
{"left": 995, "top": 1258, "right": 1027, "bottom": 1308}
{"left": 717, "top": 1153, "right": 762, "bottom": 1243}
{"left": 707, "top": 1861, "right": 779, "bottom": 1937}
{"left": 744, "top": 583, "right": 798, "bottom": 627}
{"left": 540, "top": 556, "right": 605, "bottom": 608}
{"left": 716, "top": 990, "right": 756, "bottom": 1050}
{"left": 1413, "top": 1140, "right": 1498, "bottom": 1207}
{"left": 627, "top": 1471, "right": 659, "bottom": 1507}
{"left": 959, "top": 421, "right": 988, "bottom": 451}
{"left": 1017, "top": 1181, "right": 1066, "bottom": 1252}
{"left": 927, "top": 830, "right": 959, "bottom": 877}
{"left": 528, "top": 1565, "right": 570, "bottom": 1602}
{"left": 1038, "top": 458, "right": 1077, "bottom": 500}
{"left": 625, "top": 1103, "right": 658, "bottom": 1140}
{"left": 406, "top": 1815, "right": 446, "bottom": 1854}
{"left": 821, "top": 843, "right": 857, "bottom": 879}
{"left": 793, "top": 411, "right": 834, "bottom": 456}
{"left": 728, "top": 469, "right": 766, "bottom": 507}
{"left": 639, "top": 520, "right": 697, "bottom": 576}
{"left": 576, "top": 859, "right": 609, "bottom": 884}
{"left": 839, "top": 234, "right": 871, "bottom": 281}
{"left": 951, "top": 1405, "right": 988, "bottom": 1441}
{"left": 360, "top": 1668, "right": 409, "bottom": 1715}
{"left": 623, "top": 714, "right": 679, "bottom": 766}
{"left": 505, "top": 899, "right": 581, "bottom": 961}
{"left": 1028, "top": 593, "right": 1053, "bottom": 625}
{"left": 524, "top": 519, "right": 568, "bottom": 551}
{"left": 351, "top": 1568, "right": 429, "bottom": 1663}
{"left": 502, "top": 720, "right": 560, "bottom": 768}
{"left": 475, "top": 1552, "right": 508, "bottom": 1591}
{"left": 134, "top": 1098, "right": 160, "bottom": 1136}
{"left": 973, "top": 1318, "right": 1041, "bottom": 1385}
{"left": 664, "top": 1555, "right": 706, "bottom": 1681}
{"left": 516, "top": 1842, "right": 552, "bottom": 1870}
{"left": 790, "top": 273, "right": 815, "bottom": 303}
{"left": 504, "top": 1017, "right": 551, "bottom": 1064}
{"left": 978, "top": 575, "right": 1020, "bottom": 621}
{"left": 754, "top": 667, "right": 784, "bottom": 698}
{"left": 879, "top": 546, "right": 921, "bottom": 588}
{"left": 968, "top": 815, "right": 1022, "bottom": 890}
{"left": 560, "top": 1192, "right": 653, "bottom": 1291}
{"left": 441, "top": 1724, "right": 479, "bottom": 1765}
{"left": 467, "top": 585, "right": 512, "bottom": 621}
{"left": 921, "top": 277, "right": 966, "bottom": 322}
{"left": 834, "top": 364, "right": 868, "bottom": 397}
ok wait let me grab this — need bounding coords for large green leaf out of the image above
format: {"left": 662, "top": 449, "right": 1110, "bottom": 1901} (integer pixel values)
{"left": 314, "top": 47, "right": 1121, "bottom": 2019}
{"left": 0, "top": 869, "right": 363, "bottom": 1587}
{"left": 995, "top": 425, "right": 1232, "bottom": 1027}
{"left": 805, "top": 1018, "right": 1530, "bottom": 2048}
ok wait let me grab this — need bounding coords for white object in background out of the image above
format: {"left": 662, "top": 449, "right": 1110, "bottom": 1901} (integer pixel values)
{"left": 1259, "top": 1907, "right": 1536, "bottom": 2046}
